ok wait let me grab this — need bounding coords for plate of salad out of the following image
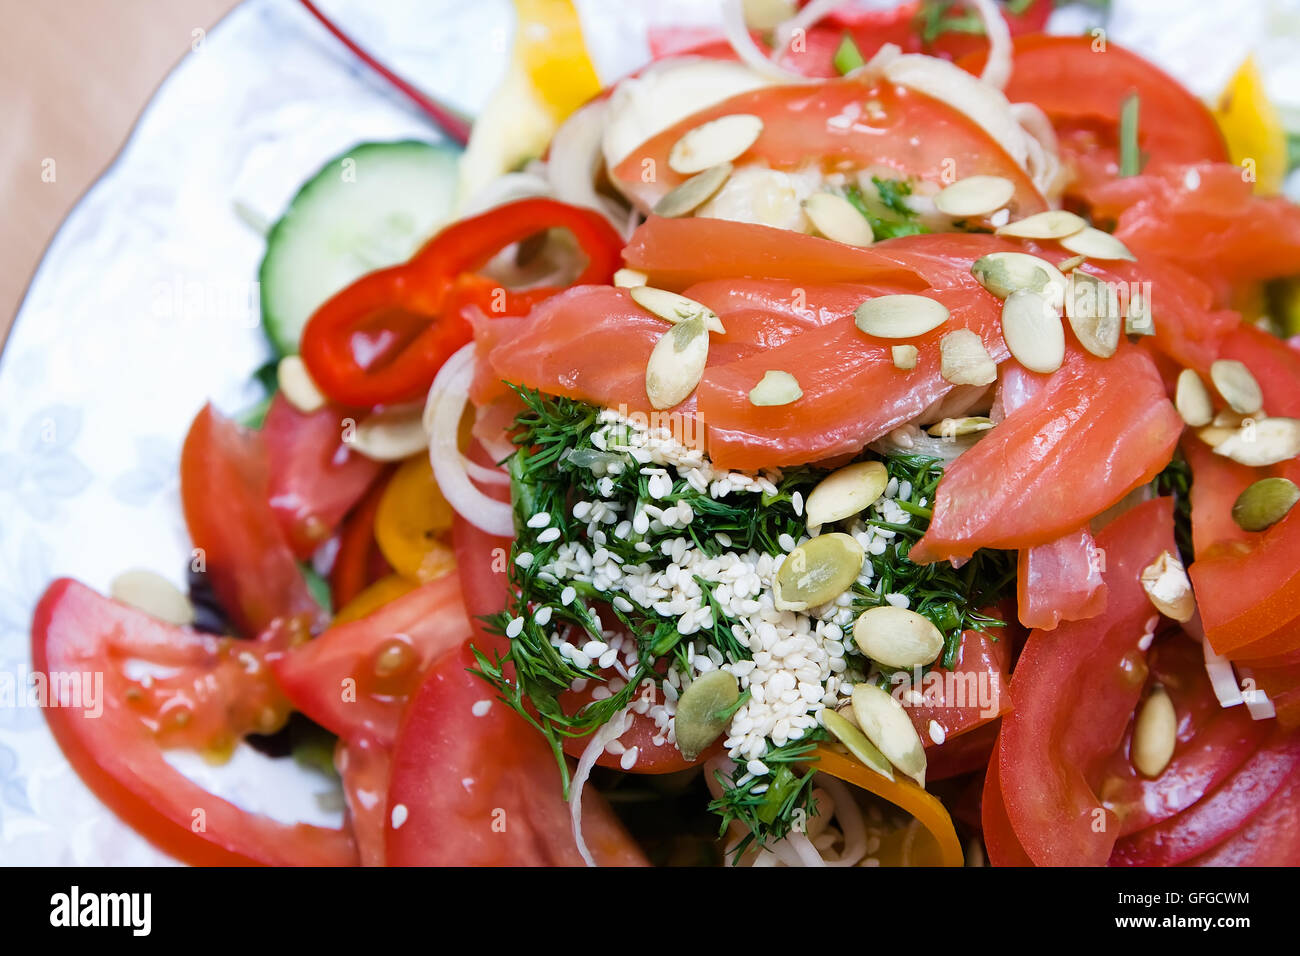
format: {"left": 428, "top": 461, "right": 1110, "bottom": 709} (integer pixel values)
{"left": 7, "top": 0, "right": 1300, "bottom": 867}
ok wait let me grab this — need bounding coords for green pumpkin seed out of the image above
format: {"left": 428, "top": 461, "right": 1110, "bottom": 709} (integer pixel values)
{"left": 821, "top": 708, "right": 895, "bottom": 780}
{"left": 850, "top": 683, "right": 927, "bottom": 786}
{"left": 748, "top": 370, "right": 802, "bottom": 406}
{"left": 674, "top": 670, "right": 740, "bottom": 761}
{"left": 1232, "top": 477, "right": 1300, "bottom": 532}
{"left": 970, "top": 251, "right": 1067, "bottom": 308}
{"left": 630, "top": 285, "right": 726, "bottom": 334}
{"left": 854, "top": 294, "right": 950, "bottom": 339}
{"left": 1064, "top": 272, "right": 1121, "bottom": 358}
{"left": 773, "top": 533, "right": 864, "bottom": 611}
{"left": 652, "top": 162, "right": 733, "bottom": 218}
{"left": 852, "top": 605, "right": 944, "bottom": 668}
{"left": 804, "top": 460, "right": 888, "bottom": 527}
{"left": 645, "top": 316, "right": 709, "bottom": 410}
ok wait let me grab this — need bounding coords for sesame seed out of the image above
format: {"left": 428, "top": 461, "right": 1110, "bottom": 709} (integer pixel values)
{"left": 560, "top": 586, "right": 576, "bottom": 606}
{"left": 390, "top": 804, "right": 408, "bottom": 829}
{"left": 928, "top": 719, "right": 947, "bottom": 745}
{"left": 526, "top": 512, "right": 551, "bottom": 529}
{"left": 505, "top": 617, "right": 524, "bottom": 639}
{"left": 515, "top": 551, "right": 534, "bottom": 569}
{"left": 471, "top": 699, "right": 492, "bottom": 717}
{"left": 536, "top": 527, "right": 562, "bottom": 544}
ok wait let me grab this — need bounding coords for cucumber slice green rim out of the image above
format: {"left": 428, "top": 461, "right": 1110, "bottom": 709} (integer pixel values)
{"left": 257, "top": 139, "right": 462, "bottom": 357}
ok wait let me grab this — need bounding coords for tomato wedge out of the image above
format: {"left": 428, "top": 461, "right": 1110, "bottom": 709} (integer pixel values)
{"left": 271, "top": 572, "right": 472, "bottom": 748}
{"left": 981, "top": 752, "right": 1035, "bottom": 867}
{"left": 912, "top": 345, "right": 1182, "bottom": 564}
{"left": 180, "top": 404, "right": 325, "bottom": 636}
{"left": 263, "top": 393, "right": 384, "bottom": 559}
{"left": 996, "top": 497, "right": 1178, "bottom": 866}
{"left": 1183, "top": 767, "right": 1300, "bottom": 866}
{"left": 1017, "top": 527, "right": 1108, "bottom": 631}
{"left": 386, "top": 643, "right": 647, "bottom": 866}
{"left": 900, "top": 623, "right": 1013, "bottom": 746}
{"left": 32, "top": 579, "right": 357, "bottom": 866}
{"left": 958, "top": 35, "right": 1226, "bottom": 205}
{"left": 329, "top": 471, "right": 393, "bottom": 610}
{"left": 612, "top": 79, "right": 1045, "bottom": 218}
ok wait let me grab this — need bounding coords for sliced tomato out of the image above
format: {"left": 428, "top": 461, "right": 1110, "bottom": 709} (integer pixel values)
{"left": 900, "top": 623, "right": 1012, "bottom": 746}
{"left": 1183, "top": 768, "right": 1300, "bottom": 866}
{"left": 32, "top": 579, "right": 357, "bottom": 866}
{"left": 913, "top": 345, "right": 1182, "bottom": 564}
{"left": 1097, "top": 636, "right": 1268, "bottom": 837}
{"left": 981, "top": 752, "right": 1035, "bottom": 867}
{"left": 263, "top": 393, "right": 384, "bottom": 560}
{"left": 336, "top": 734, "right": 390, "bottom": 867}
{"left": 180, "top": 404, "right": 324, "bottom": 637}
{"left": 1017, "top": 527, "right": 1108, "bottom": 631}
{"left": 957, "top": 35, "right": 1226, "bottom": 205}
{"left": 271, "top": 572, "right": 472, "bottom": 749}
{"left": 329, "top": 472, "right": 393, "bottom": 610}
{"left": 926, "top": 719, "right": 1000, "bottom": 782}
{"left": 623, "top": 215, "right": 925, "bottom": 291}
{"left": 611, "top": 78, "right": 1045, "bottom": 218}
{"left": 385, "top": 643, "right": 647, "bottom": 866}
{"left": 1110, "top": 727, "right": 1300, "bottom": 866}
{"left": 997, "top": 497, "right": 1178, "bottom": 866}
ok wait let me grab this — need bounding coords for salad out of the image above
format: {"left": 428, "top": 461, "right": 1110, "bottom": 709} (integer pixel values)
{"left": 28, "top": 0, "right": 1300, "bottom": 867}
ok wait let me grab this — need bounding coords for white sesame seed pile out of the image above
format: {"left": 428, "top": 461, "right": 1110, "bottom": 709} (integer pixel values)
{"left": 519, "top": 409, "right": 920, "bottom": 771}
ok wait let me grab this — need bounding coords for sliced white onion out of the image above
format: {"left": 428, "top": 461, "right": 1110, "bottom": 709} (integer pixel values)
{"left": 815, "top": 775, "right": 868, "bottom": 867}
{"left": 569, "top": 708, "right": 632, "bottom": 867}
{"left": 462, "top": 456, "right": 511, "bottom": 486}
{"left": 785, "top": 831, "right": 829, "bottom": 867}
{"left": 722, "top": 0, "right": 816, "bottom": 82}
{"left": 771, "top": 0, "right": 851, "bottom": 63}
{"left": 546, "top": 99, "right": 633, "bottom": 235}
{"left": 424, "top": 342, "right": 515, "bottom": 537}
{"left": 1184, "top": 613, "right": 1244, "bottom": 709}
{"left": 1235, "top": 665, "right": 1278, "bottom": 721}
{"left": 966, "top": 0, "right": 1011, "bottom": 90}
{"left": 458, "top": 167, "right": 553, "bottom": 219}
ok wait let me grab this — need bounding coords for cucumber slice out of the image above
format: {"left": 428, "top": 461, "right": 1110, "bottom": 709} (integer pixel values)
{"left": 258, "top": 140, "right": 461, "bottom": 356}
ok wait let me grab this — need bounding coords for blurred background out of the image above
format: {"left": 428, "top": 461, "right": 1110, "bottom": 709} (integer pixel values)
{"left": 1, "top": 0, "right": 240, "bottom": 341}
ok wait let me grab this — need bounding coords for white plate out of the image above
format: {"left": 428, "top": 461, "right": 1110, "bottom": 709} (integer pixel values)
{"left": 0, "top": 0, "right": 1294, "bottom": 866}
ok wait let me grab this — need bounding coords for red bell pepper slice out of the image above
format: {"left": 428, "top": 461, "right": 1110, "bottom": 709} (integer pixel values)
{"left": 300, "top": 198, "right": 624, "bottom": 408}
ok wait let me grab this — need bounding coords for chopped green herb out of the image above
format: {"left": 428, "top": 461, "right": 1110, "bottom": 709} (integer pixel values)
{"left": 844, "top": 178, "right": 928, "bottom": 240}
{"left": 1119, "top": 92, "right": 1144, "bottom": 177}
{"left": 1153, "top": 451, "right": 1194, "bottom": 567}
{"left": 833, "top": 32, "right": 865, "bottom": 75}
{"left": 918, "top": 0, "right": 985, "bottom": 46}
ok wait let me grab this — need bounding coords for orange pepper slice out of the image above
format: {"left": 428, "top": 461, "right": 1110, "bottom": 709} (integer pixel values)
{"left": 809, "top": 746, "right": 965, "bottom": 867}
{"left": 331, "top": 574, "right": 420, "bottom": 626}
{"left": 374, "top": 455, "right": 457, "bottom": 582}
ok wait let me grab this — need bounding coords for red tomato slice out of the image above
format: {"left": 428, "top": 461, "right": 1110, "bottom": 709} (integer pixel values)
{"left": 1097, "top": 636, "right": 1268, "bottom": 837}
{"left": 32, "top": 579, "right": 357, "bottom": 866}
{"left": 957, "top": 35, "right": 1226, "bottom": 205}
{"left": 900, "top": 623, "right": 1012, "bottom": 747}
{"left": 450, "top": 445, "right": 514, "bottom": 653}
{"left": 271, "top": 572, "right": 471, "bottom": 748}
{"left": 1183, "top": 767, "right": 1300, "bottom": 866}
{"left": 611, "top": 79, "right": 1045, "bottom": 218}
{"left": 329, "top": 472, "right": 393, "bottom": 610}
{"left": 1017, "top": 527, "right": 1108, "bottom": 631}
{"left": 336, "top": 734, "right": 390, "bottom": 867}
{"left": 912, "top": 344, "right": 1182, "bottom": 564}
{"left": 997, "top": 497, "right": 1178, "bottom": 866}
{"left": 1109, "top": 727, "right": 1300, "bottom": 866}
{"left": 263, "top": 393, "right": 384, "bottom": 559}
{"left": 180, "top": 404, "right": 324, "bottom": 636}
{"left": 981, "top": 753, "right": 1035, "bottom": 867}
{"left": 926, "top": 719, "right": 1000, "bottom": 782}
{"left": 623, "top": 215, "right": 925, "bottom": 291}
{"left": 385, "top": 643, "right": 647, "bottom": 866}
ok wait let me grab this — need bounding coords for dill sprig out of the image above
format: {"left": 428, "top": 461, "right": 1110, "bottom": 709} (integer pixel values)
{"left": 844, "top": 177, "right": 928, "bottom": 241}
{"left": 708, "top": 735, "right": 827, "bottom": 862}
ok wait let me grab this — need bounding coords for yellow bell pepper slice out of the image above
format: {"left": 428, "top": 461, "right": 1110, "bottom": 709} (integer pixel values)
{"left": 809, "top": 745, "right": 965, "bottom": 867}
{"left": 332, "top": 574, "right": 419, "bottom": 625}
{"left": 1213, "top": 57, "right": 1288, "bottom": 196}
{"left": 374, "top": 455, "right": 457, "bottom": 583}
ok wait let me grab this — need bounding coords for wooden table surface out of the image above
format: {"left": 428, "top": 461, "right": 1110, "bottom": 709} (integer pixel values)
{"left": 0, "top": 0, "right": 243, "bottom": 348}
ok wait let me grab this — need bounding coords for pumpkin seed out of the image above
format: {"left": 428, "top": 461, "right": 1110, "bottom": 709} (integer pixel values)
{"left": 854, "top": 294, "right": 950, "bottom": 339}
{"left": 939, "top": 329, "right": 997, "bottom": 386}
{"left": 652, "top": 162, "right": 733, "bottom": 218}
{"left": 853, "top": 605, "right": 945, "bottom": 668}
{"left": 645, "top": 316, "right": 709, "bottom": 410}
{"left": 850, "top": 683, "right": 927, "bottom": 786}
{"left": 925, "top": 416, "right": 995, "bottom": 438}
{"left": 1197, "top": 424, "right": 1235, "bottom": 448}
{"left": 1140, "top": 550, "right": 1196, "bottom": 623}
{"left": 933, "top": 175, "right": 1016, "bottom": 218}
{"left": 749, "top": 370, "right": 802, "bottom": 406}
{"left": 110, "top": 569, "right": 196, "bottom": 626}
{"left": 613, "top": 268, "right": 648, "bottom": 289}
{"left": 892, "top": 344, "right": 919, "bottom": 370}
{"left": 630, "top": 285, "right": 726, "bottom": 334}
{"left": 994, "top": 209, "right": 1087, "bottom": 240}
{"left": 970, "top": 252, "right": 1067, "bottom": 308}
{"left": 1213, "top": 417, "right": 1300, "bottom": 467}
{"left": 1064, "top": 272, "right": 1121, "bottom": 358}
{"left": 1059, "top": 226, "right": 1136, "bottom": 261}
{"left": 668, "top": 114, "right": 764, "bottom": 175}
{"left": 351, "top": 403, "right": 428, "bottom": 461}
{"left": 1175, "top": 369, "right": 1214, "bottom": 427}
{"left": 1209, "top": 359, "right": 1263, "bottom": 415}
{"left": 1213, "top": 407, "right": 1250, "bottom": 428}
{"left": 773, "top": 532, "right": 864, "bottom": 611}
{"left": 803, "top": 192, "right": 874, "bottom": 246}
{"left": 277, "top": 355, "right": 327, "bottom": 414}
{"left": 1125, "top": 288, "right": 1155, "bottom": 336}
{"left": 674, "top": 670, "right": 740, "bottom": 761}
{"left": 1056, "top": 254, "right": 1086, "bottom": 272}
{"left": 1232, "top": 477, "right": 1300, "bottom": 532}
{"left": 821, "top": 708, "right": 895, "bottom": 780}
{"left": 1001, "top": 289, "right": 1066, "bottom": 373}
{"left": 1132, "top": 686, "right": 1177, "bottom": 778}
{"left": 804, "top": 460, "right": 888, "bottom": 527}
